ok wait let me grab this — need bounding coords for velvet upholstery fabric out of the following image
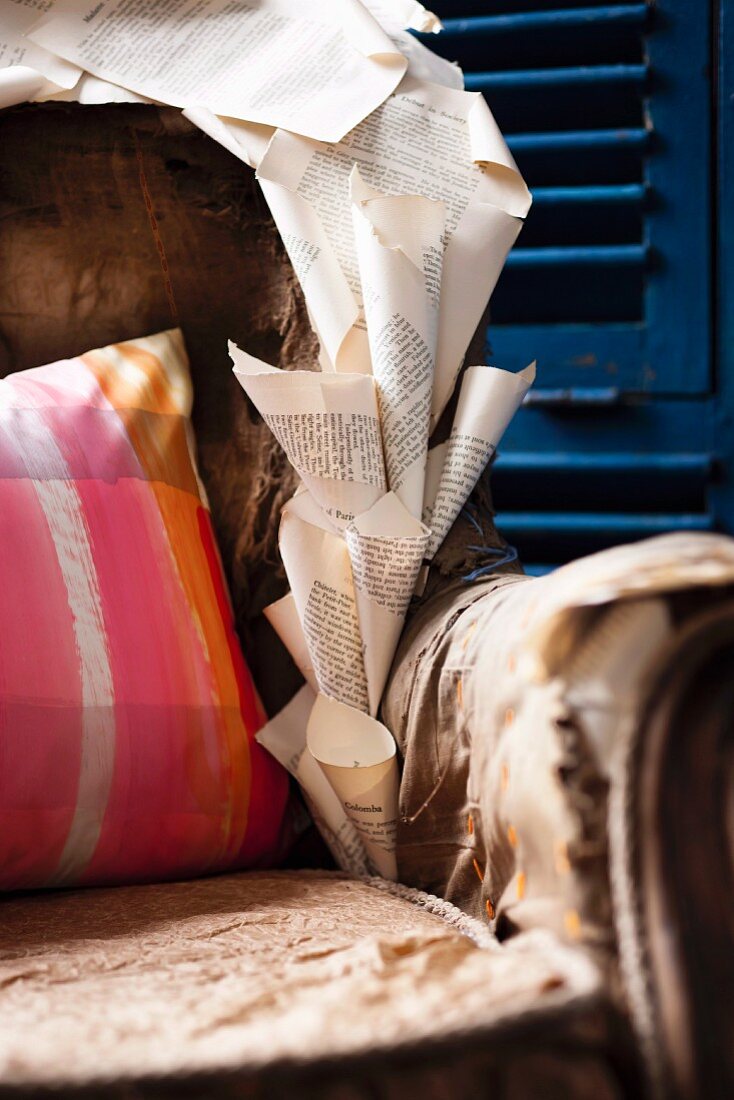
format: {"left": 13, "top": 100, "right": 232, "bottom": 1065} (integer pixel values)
{"left": 0, "top": 871, "right": 639, "bottom": 1098}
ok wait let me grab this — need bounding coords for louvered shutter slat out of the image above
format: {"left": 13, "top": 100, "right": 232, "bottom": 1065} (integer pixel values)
{"left": 505, "top": 244, "right": 648, "bottom": 267}
{"left": 532, "top": 184, "right": 646, "bottom": 204}
{"left": 465, "top": 63, "right": 647, "bottom": 89}
{"left": 438, "top": 5, "right": 648, "bottom": 35}
{"left": 506, "top": 129, "right": 649, "bottom": 153}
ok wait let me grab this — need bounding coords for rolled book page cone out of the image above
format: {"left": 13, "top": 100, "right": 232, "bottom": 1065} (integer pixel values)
{"left": 229, "top": 342, "right": 387, "bottom": 528}
{"left": 263, "top": 591, "right": 319, "bottom": 694}
{"left": 307, "top": 693, "right": 399, "bottom": 880}
{"left": 257, "top": 174, "right": 368, "bottom": 372}
{"left": 421, "top": 441, "right": 449, "bottom": 526}
{"left": 350, "top": 165, "right": 445, "bottom": 521}
{"left": 256, "top": 685, "right": 371, "bottom": 876}
{"left": 279, "top": 492, "right": 370, "bottom": 714}
{"left": 425, "top": 361, "right": 536, "bottom": 559}
{"left": 345, "top": 492, "right": 430, "bottom": 716}
{"left": 254, "top": 79, "right": 528, "bottom": 425}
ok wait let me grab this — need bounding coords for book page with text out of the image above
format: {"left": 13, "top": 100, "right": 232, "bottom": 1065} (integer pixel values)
{"left": 257, "top": 75, "right": 530, "bottom": 420}
{"left": 28, "top": 0, "right": 407, "bottom": 140}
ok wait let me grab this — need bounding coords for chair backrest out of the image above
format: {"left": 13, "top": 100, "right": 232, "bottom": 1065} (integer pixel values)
{"left": 0, "top": 103, "right": 313, "bottom": 710}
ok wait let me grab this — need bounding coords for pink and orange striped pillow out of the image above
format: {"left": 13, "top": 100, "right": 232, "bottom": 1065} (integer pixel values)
{"left": 0, "top": 329, "right": 289, "bottom": 889}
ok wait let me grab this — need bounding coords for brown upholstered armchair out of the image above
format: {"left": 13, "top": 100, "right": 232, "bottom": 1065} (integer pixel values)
{"left": 1, "top": 102, "right": 732, "bottom": 1100}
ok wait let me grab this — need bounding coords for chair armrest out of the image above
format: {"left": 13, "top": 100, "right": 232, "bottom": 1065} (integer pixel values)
{"left": 612, "top": 602, "right": 734, "bottom": 1100}
{"left": 383, "top": 537, "right": 734, "bottom": 1099}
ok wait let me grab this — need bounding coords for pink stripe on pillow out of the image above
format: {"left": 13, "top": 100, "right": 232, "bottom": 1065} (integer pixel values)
{"left": 78, "top": 476, "right": 230, "bottom": 883}
{"left": 0, "top": 479, "right": 83, "bottom": 888}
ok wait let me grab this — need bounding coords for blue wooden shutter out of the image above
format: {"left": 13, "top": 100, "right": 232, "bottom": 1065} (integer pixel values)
{"left": 422, "top": 1, "right": 718, "bottom": 572}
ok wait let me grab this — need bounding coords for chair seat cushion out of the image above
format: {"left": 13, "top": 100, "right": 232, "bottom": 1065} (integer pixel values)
{"left": 0, "top": 870, "right": 630, "bottom": 1098}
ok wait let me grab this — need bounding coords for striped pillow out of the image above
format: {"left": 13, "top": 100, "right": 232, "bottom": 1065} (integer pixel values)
{"left": 0, "top": 329, "right": 289, "bottom": 889}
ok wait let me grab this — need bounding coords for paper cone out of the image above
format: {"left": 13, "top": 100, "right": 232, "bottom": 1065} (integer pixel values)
{"left": 230, "top": 342, "right": 387, "bottom": 527}
{"left": 297, "top": 749, "right": 372, "bottom": 877}
{"left": 263, "top": 591, "right": 318, "bottom": 693}
{"left": 426, "top": 361, "right": 535, "bottom": 559}
{"left": 345, "top": 492, "right": 429, "bottom": 715}
{"left": 351, "top": 166, "right": 444, "bottom": 521}
{"left": 279, "top": 494, "right": 370, "bottom": 713}
{"left": 256, "top": 685, "right": 371, "bottom": 876}
{"left": 421, "top": 440, "right": 449, "bottom": 527}
{"left": 307, "top": 693, "right": 399, "bottom": 880}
